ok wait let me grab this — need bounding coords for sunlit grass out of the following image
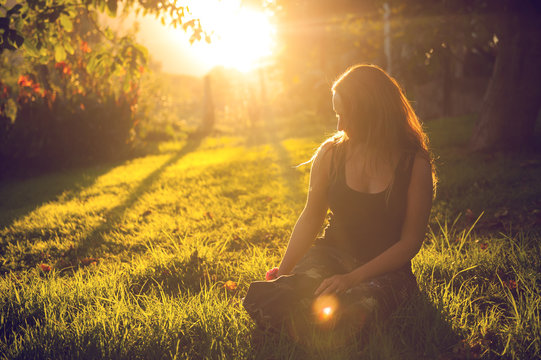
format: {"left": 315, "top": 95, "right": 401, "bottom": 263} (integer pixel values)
{"left": 0, "top": 115, "right": 539, "bottom": 359}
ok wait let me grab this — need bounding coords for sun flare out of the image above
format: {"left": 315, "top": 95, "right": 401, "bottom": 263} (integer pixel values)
{"left": 184, "top": 0, "right": 275, "bottom": 72}
{"left": 322, "top": 306, "right": 333, "bottom": 317}
{"left": 312, "top": 295, "right": 339, "bottom": 324}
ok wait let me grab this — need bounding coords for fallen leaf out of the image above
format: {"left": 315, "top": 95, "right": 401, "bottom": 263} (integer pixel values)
{"left": 224, "top": 280, "right": 237, "bottom": 291}
{"left": 506, "top": 279, "right": 517, "bottom": 290}
{"left": 39, "top": 264, "right": 51, "bottom": 272}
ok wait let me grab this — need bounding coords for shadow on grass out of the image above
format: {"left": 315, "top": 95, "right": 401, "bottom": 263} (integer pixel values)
{"left": 127, "top": 250, "right": 223, "bottom": 297}
{"left": 0, "top": 165, "right": 113, "bottom": 229}
{"left": 368, "top": 291, "right": 460, "bottom": 359}
{"left": 247, "top": 290, "right": 459, "bottom": 359}
{"left": 71, "top": 132, "right": 206, "bottom": 258}
{"left": 270, "top": 139, "right": 306, "bottom": 205}
{"left": 245, "top": 120, "right": 307, "bottom": 205}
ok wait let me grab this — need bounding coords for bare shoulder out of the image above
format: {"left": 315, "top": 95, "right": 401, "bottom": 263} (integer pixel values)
{"left": 318, "top": 140, "right": 335, "bottom": 161}
{"left": 310, "top": 141, "right": 335, "bottom": 182}
{"left": 412, "top": 152, "right": 431, "bottom": 174}
{"left": 409, "top": 151, "right": 433, "bottom": 196}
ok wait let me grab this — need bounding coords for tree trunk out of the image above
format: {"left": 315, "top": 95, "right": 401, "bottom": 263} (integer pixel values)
{"left": 469, "top": 11, "right": 541, "bottom": 152}
{"left": 201, "top": 74, "right": 215, "bottom": 133}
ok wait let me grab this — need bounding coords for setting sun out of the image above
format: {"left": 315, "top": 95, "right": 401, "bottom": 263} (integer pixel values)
{"left": 183, "top": 0, "right": 275, "bottom": 72}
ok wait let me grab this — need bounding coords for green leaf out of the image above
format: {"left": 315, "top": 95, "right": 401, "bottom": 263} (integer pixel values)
{"left": 59, "top": 15, "right": 73, "bottom": 32}
{"left": 87, "top": 56, "right": 98, "bottom": 73}
{"left": 5, "top": 98, "right": 17, "bottom": 124}
{"left": 122, "top": 78, "right": 131, "bottom": 92}
{"left": 106, "top": 0, "right": 117, "bottom": 16}
{"left": 64, "top": 40, "right": 74, "bottom": 55}
{"left": 134, "top": 44, "right": 148, "bottom": 59}
{"left": 54, "top": 44, "right": 66, "bottom": 62}
{"left": 97, "top": 1, "right": 105, "bottom": 13}
{"left": 22, "top": 39, "right": 39, "bottom": 57}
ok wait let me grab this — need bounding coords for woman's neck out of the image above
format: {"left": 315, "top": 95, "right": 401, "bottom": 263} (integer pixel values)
{"left": 346, "top": 140, "right": 368, "bottom": 157}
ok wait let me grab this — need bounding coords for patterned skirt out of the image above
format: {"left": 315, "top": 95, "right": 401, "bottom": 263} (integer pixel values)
{"left": 243, "top": 241, "right": 418, "bottom": 336}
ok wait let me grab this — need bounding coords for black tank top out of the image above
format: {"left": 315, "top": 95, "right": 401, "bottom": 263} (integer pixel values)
{"left": 318, "top": 146, "right": 415, "bottom": 268}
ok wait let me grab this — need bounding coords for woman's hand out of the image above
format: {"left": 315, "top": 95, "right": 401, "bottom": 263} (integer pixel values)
{"left": 314, "top": 273, "right": 354, "bottom": 296}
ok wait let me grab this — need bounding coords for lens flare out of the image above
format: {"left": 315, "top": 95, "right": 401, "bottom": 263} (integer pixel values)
{"left": 312, "top": 294, "right": 339, "bottom": 327}
{"left": 322, "top": 306, "right": 332, "bottom": 316}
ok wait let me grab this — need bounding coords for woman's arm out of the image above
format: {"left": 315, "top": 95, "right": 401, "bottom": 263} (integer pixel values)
{"left": 277, "top": 143, "right": 333, "bottom": 276}
{"left": 315, "top": 153, "right": 433, "bottom": 296}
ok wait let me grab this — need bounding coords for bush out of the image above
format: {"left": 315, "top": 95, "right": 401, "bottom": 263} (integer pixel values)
{"left": 0, "top": 75, "right": 137, "bottom": 178}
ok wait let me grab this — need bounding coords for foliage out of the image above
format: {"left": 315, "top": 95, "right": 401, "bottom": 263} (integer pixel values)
{"left": 0, "top": 3, "right": 24, "bottom": 53}
{"left": 0, "top": 0, "right": 205, "bottom": 56}
{"left": 0, "top": 114, "right": 540, "bottom": 358}
{"left": 0, "top": 0, "right": 217, "bottom": 177}
{"left": 0, "top": 2, "right": 151, "bottom": 177}
{"left": 133, "top": 72, "right": 202, "bottom": 147}
{"left": 0, "top": 43, "right": 144, "bottom": 176}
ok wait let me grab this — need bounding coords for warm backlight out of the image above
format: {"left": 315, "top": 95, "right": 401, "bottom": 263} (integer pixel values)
{"left": 184, "top": 0, "right": 275, "bottom": 72}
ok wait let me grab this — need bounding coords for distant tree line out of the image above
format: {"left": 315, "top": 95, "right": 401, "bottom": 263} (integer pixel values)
{"left": 268, "top": 0, "right": 541, "bottom": 152}
{"left": 1, "top": 0, "right": 539, "bottom": 181}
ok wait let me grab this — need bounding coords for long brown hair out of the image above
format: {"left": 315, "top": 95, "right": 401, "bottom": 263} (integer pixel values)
{"left": 305, "top": 64, "right": 436, "bottom": 194}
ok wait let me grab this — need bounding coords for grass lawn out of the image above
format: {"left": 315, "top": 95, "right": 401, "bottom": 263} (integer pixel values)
{"left": 0, "top": 114, "right": 540, "bottom": 359}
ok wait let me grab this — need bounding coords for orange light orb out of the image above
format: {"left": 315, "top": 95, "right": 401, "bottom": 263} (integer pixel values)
{"left": 323, "top": 306, "right": 333, "bottom": 316}
{"left": 312, "top": 294, "right": 340, "bottom": 327}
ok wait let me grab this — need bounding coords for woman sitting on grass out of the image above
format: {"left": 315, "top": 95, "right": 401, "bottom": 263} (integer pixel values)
{"left": 243, "top": 64, "right": 436, "bottom": 338}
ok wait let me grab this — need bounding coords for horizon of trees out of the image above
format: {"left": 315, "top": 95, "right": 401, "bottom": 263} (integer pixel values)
{"left": 1, "top": 0, "right": 539, "bottom": 178}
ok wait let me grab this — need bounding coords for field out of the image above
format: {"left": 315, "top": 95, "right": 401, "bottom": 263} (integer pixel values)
{"left": 0, "top": 114, "right": 540, "bottom": 359}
